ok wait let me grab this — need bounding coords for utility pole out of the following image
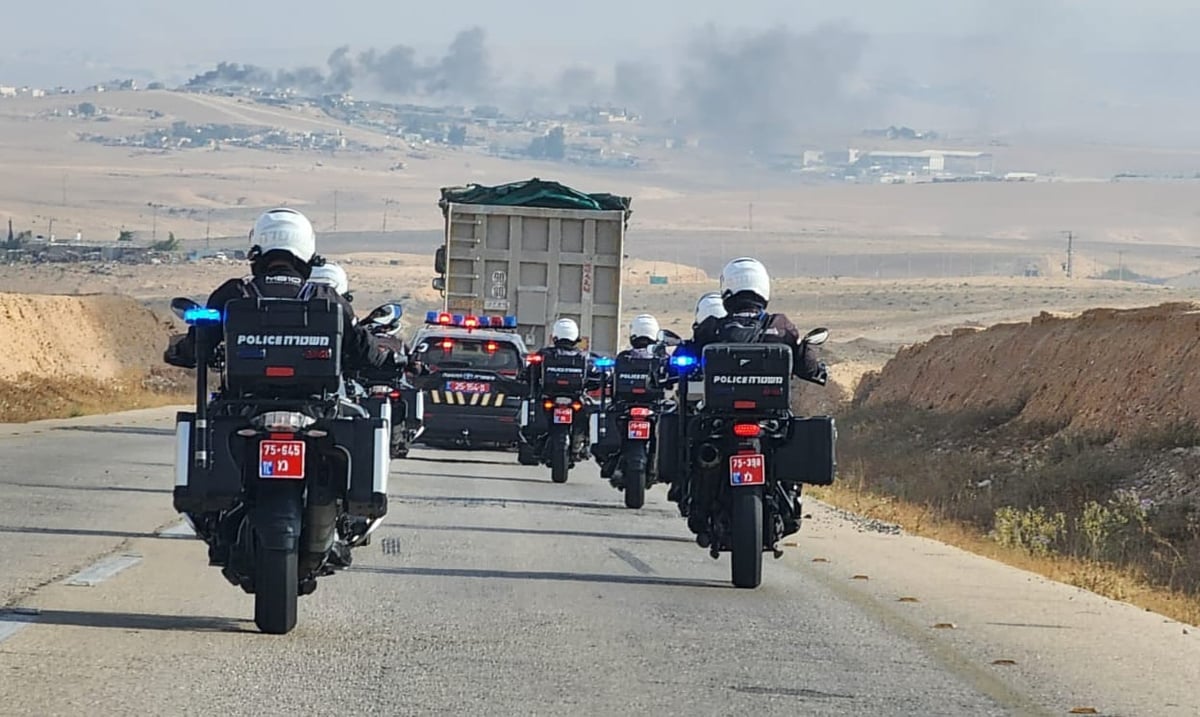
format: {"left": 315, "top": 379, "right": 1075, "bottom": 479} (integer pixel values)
{"left": 382, "top": 198, "right": 397, "bottom": 233}
{"left": 333, "top": 189, "right": 339, "bottom": 231}
{"left": 147, "top": 202, "right": 163, "bottom": 242}
{"left": 47, "top": 217, "right": 55, "bottom": 240}
{"left": 1062, "top": 230, "right": 1075, "bottom": 278}
{"left": 1118, "top": 250, "right": 1126, "bottom": 281}
{"left": 205, "top": 209, "right": 212, "bottom": 249}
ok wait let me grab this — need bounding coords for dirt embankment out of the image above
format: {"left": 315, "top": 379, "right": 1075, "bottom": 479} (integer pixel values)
{"left": 0, "top": 293, "right": 186, "bottom": 421}
{"left": 856, "top": 302, "right": 1200, "bottom": 440}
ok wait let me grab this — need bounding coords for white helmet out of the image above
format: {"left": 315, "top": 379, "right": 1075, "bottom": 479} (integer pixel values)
{"left": 250, "top": 208, "right": 316, "bottom": 264}
{"left": 551, "top": 317, "right": 580, "bottom": 343}
{"left": 694, "top": 291, "right": 727, "bottom": 324}
{"left": 630, "top": 313, "right": 660, "bottom": 342}
{"left": 719, "top": 257, "right": 770, "bottom": 304}
{"left": 308, "top": 262, "right": 348, "bottom": 295}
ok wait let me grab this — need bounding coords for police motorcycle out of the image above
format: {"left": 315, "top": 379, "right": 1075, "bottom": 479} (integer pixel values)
{"left": 351, "top": 304, "right": 424, "bottom": 459}
{"left": 658, "top": 328, "right": 837, "bottom": 589}
{"left": 167, "top": 295, "right": 389, "bottom": 634}
{"left": 589, "top": 349, "right": 672, "bottom": 509}
{"left": 520, "top": 351, "right": 601, "bottom": 484}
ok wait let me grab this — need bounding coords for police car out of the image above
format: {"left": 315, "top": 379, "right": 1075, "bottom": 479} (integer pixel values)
{"left": 409, "top": 311, "right": 529, "bottom": 449}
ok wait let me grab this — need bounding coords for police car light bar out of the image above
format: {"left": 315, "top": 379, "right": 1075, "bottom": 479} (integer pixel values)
{"left": 183, "top": 307, "right": 222, "bottom": 325}
{"left": 424, "top": 311, "right": 518, "bottom": 329}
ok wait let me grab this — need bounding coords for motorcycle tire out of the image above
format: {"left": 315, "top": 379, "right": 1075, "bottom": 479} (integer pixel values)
{"left": 730, "top": 486, "right": 764, "bottom": 589}
{"left": 550, "top": 432, "right": 570, "bottom": 484}
{"left": 622, "top": 441, "right": 648, "bottom": 510}
{"left": 254, "top": 543, "right": 299, "bottom": 634}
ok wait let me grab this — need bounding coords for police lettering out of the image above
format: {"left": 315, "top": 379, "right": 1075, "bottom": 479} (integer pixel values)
{"left": 236, "top": 334, "right": 332, "bottom": 347}
{"left": 710, "top": 374, "right": 784, "bottom": 385}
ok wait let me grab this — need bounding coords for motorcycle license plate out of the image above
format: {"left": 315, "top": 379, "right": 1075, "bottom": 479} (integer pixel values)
{"left": 729, "top": 454, "right": 765, "bottom": 486}
{"left": 259, "top": 440, "right": 305, "bottom": 479}
{"left": 627, "top": 420, "right": 651, "bottom": 440}
{"left": 446, "top": 380, "right": 489, "bottom": 394}
{"left": 553, "top": 407, "right": 574, "bottom": 424}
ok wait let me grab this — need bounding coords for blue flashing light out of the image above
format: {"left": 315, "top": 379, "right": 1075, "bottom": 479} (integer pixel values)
{"left": 503, "top": 315, "right": 518, "bottom": 328}
{"left": 594, "top": 356, "right": 616, "bottom": 368}
{"left": 670, "top": 354, "right": 697, "bottom": 368}
{"left": 183, "top": 307, "right": 222, "bottom": 325}
{"left": 452, "top": 314, "right": 465, "bottom": 325}
{"left": 425, "top": 310, "right": 438, "bottom": 323}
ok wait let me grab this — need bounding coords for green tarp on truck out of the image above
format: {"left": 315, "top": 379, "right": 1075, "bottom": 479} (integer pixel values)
{"left": 438, "top": 178, "right": 632, "bottom": 226}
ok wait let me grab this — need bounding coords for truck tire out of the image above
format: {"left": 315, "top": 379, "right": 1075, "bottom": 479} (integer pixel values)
{"left": 730, "top": 486, "right": 764, "bottom": 589}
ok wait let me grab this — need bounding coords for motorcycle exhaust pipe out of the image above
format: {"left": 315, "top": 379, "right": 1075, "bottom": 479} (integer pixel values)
{"left": 696, "top": 442, "right": 722, "bottom": 469}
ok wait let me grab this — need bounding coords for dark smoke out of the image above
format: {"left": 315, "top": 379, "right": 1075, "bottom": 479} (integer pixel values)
{"left": 185, "top": 27, "right": 493, "bottom": 100}
{"left": 183, "top": 23, "right": 875, "bottom": 150}
{"left": 674, "top": 23, "right": 873, "bottom": 151}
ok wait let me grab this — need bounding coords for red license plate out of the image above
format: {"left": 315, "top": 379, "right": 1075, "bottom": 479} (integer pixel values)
{"left": 553, "top": 407, "right": 574, "bottom": 424}
{"left": 627, "top": 420, "right": 651, "bottom": 440}
{"left": 259, "top": 440, "right": 306, "bottom": 479}
{"left": 447, "top": 381, "right": 490, "bottom": 394}
{"left": 729, "top": 453, "right": 765, "bottom": 486}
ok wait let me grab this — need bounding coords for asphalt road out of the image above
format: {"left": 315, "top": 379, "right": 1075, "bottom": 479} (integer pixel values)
{"left": 0, "top": 408, "right": 1197, "bottom": 716}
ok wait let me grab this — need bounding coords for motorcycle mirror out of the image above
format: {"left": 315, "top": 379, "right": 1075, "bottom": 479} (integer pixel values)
{"left": 170, "top": 296, "right": 201, "bottom": 320}
{"left": 431, "top": 276, "right": 446, "bottom": 292}
{"left": 803, "top": 327, "right": 830, "bottom": 346}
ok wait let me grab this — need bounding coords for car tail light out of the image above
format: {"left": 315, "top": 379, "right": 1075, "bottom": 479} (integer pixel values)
{"left": 499, "top": 370, "right": 517, "bottom": 377}
{"left": 485, "top": 341, "right": 498, "bottom": 353}
{"left": 440, "top": 339, "right": 453, "bottom": 350}
{"left": 733, "top": 422, "right": 761, "bottom": 437}
{"left": 630, "top": 407, "right": 652, "bottom": 418}
{"left": 527, "top": 354, "right": 543, "bottom": 364}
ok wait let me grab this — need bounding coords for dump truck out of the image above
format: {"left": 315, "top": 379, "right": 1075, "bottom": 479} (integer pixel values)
{"left": 432, "top": 178, "right": 632, "bottom": 357}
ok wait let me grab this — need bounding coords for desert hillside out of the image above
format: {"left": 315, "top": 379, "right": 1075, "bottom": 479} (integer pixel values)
{"left": 855, "top": 302, "right": 1200, "bottom": 441}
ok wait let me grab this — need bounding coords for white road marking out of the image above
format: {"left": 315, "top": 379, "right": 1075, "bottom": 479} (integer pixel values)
{"left": 157, "top": 520, "right": 196, "bottom": 539}
{"left": 63, "top": 554, "right": 142, "bottom": 587}
{"left": 0, "top": 612, "right": 37, "bottom": 644}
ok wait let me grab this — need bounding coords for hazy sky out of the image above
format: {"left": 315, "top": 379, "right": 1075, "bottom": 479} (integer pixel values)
{"left": 4, "top": 0, "right": 1199, "bottom": 144}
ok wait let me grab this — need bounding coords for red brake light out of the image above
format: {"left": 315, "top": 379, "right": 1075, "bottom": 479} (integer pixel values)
{"left": 630, "top": 407, "right": 652, "bottom": 418}
{"left": 733, "top": 423, "right": 761, "bottom": 437}
{"left": 388, "top": 390, "right": 400, "bottom": 399}
{"left": 733, "top": 400, "right": 757, "bottom": 410}
{"left": 269, "top": 432, "right": 294, "bottom": 440}
{"left": 302, "top": 348, "right": 331, "bottom": 360}
{"left": 265, "top": 366, "right": 295, "bottom": 377}
{"left": 527, "top": 354, "right": 543, "bottom": 364}
{"left": 485, "top": 341, "right": 498, "bottom": 353}
{"left": 440, "top": 339, "right": 453, "bottom": 350}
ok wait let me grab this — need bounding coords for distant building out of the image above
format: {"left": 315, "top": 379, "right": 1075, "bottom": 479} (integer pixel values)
{"left": 858, "top": 149, "right": 993, "bottom": 176}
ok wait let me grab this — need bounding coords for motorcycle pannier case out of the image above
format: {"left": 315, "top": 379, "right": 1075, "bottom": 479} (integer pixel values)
{"left": 701, "top": 344, "right": 792, "bottom": 412}
{"left": 539, "top": 353, "right": 587, "bottom": 397}
{"left": 655, "top": 410, "right": 682, "bottom": 483}
{"left": 331, "top": 416, "right": 390, "bottom": 520}
{"left": 174, "top": 411, "right": 248, "bottom": 514}
{"left": 771, "top": 416, "right": 838, "bottom": 486}
{"left": 614, "top": 355, "right": 663, "bottom": 402}
{"left": 222, "top": 297, "right": 344, "bottom": 398}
